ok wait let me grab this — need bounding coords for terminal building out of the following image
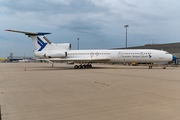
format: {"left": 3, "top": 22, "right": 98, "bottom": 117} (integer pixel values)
{"left": 115, "top": 42, "right": 180, "bottom": 64}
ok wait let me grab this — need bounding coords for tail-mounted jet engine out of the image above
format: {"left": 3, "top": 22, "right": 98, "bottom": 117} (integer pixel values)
{"left": 44, "top": 52, "right": 67, "bottom": 58}
{"left": 34, "top": 52, "right": 67, "bottom": 58}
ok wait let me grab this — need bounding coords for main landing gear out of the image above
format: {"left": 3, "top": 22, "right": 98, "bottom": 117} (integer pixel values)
{"left": 74, "top": 64, "right": 92, "bottom": 69}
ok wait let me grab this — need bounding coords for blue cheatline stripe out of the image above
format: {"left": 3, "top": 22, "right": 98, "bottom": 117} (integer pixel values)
{"left": 37, "top": 37, "right": 47, "bottom": 51}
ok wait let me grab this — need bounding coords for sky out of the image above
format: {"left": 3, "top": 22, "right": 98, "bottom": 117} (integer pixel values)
{"left": 0, "top": 0, "right": 180, "bottom": 58}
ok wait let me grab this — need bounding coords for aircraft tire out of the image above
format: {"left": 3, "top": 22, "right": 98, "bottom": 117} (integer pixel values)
{"left": 78, "top": 65, "right": 82, "bottom": 69}
{"left": 74, "top": 65, "right": 78, "bottom": 69}
{"left": 149, "top": 66, "right": 152, "bottom": 69}
{"left": 82, "top": 65, "right": 86, "bottom": 69}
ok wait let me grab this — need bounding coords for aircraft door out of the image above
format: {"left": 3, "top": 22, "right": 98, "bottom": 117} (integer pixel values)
{"left": 140, "top": 52, "right": 144, "bottom": 62}
{"left": 118, "top": 52, "right": 121, "bottom": 60}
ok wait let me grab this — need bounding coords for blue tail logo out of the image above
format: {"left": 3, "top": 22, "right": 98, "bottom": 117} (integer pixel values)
{"left": 149, "top": 55, "right": 152, "bottom": 58}
{"left": 37, "top": 37, "right": 47, "bottom": 51}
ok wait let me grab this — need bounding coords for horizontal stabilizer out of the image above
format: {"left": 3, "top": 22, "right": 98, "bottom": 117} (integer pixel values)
{"left": 6, "top": 29, "right": 51, "bottom": 36}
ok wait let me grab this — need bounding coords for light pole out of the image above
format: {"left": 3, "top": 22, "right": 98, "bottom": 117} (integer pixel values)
{"left": 124, "top": 25, "right": 129, "bottom": 49}
{"left": 77, "top": 38, "right": 80, "bottom": 50}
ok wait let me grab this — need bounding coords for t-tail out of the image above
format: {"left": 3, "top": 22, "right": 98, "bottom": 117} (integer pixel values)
{"left": 30, "top": 35, "right": 52, "bottom": 51}
{"left": 6, "top": 29, "right": 52, "bottom": 51}
{"left": 6, "top": 30, "right": 71, "bottom": 51}
{"left": 6, "top": 29, "right": 71, "bottom": 58}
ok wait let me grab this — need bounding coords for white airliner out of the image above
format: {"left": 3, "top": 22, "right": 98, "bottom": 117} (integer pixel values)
{"left": 6, "top": 29, "right": 177, "bottom": 69}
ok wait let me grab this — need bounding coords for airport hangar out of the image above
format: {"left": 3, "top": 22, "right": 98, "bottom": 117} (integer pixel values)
{"left": 114, "top": 42, "right": 180, "bottom": 65}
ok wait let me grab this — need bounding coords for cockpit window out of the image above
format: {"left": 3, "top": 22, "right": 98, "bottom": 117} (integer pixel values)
{"left": 166, "top": 52, "right": 170, "bottom": 54}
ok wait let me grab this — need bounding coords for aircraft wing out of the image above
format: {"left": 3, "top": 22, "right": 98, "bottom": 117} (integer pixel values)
{"left": 38, "top": 58, "right": 111, "bottom": 62}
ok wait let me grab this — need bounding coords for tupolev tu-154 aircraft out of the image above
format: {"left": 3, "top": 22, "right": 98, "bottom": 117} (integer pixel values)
{"left": 6, "top": 29, "right": 177, "bottom": 69}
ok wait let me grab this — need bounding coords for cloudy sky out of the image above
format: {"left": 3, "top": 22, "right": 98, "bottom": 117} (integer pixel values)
{"left": 0, "top": 0, "right": 180, "bottom": 58}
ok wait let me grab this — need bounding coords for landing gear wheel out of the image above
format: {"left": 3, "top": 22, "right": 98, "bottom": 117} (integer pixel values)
{"left": 74, "top": 65, "right": 78, "bottom": 69}
{"left": 149, "top": 66, "right": 152, "bottom": 69}
{"left": 90, "top": 64, "right": 92, "bottom": 68}
{"left": 78, "top": 65, "right": 82, "bottom": 69}
{"left": 82, "top": 65, "right": 86, "bottom": 69}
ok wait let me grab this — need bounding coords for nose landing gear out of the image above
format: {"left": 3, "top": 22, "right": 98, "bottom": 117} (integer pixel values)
{"left": 149, "top": 66, "right": 152, "bottom": 69}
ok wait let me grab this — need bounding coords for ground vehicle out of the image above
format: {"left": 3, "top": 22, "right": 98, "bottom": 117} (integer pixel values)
{"left": 132, "top": 62, "right": 138, "bottom": 66}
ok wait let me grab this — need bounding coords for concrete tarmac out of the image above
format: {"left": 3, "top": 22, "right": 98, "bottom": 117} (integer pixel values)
{"left": 0, "top": 63, "right": 180, "bottom": 120}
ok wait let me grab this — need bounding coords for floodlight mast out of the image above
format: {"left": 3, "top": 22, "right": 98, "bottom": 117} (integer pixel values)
{"left": 124, "top": 25, "right": 129, "bottom": 49}
{"left": 77, "top": 38, "right": 80, "bottom": 50}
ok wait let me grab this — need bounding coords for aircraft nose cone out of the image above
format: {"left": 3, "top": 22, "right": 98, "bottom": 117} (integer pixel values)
{"left": 172, "top": 55, "right": 177, "bottom": 61}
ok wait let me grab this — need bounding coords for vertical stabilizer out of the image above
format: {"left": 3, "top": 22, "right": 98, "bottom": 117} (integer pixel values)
{"left": 6, "top": 30, "right": 51, "bottom": 51}
{"left": 30, "top": 36, "right": 49, "bottom": 51}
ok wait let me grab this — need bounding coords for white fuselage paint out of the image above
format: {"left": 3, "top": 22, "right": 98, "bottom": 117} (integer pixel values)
{"left": 35, "top": 49, "right": 172, "bottom": 63}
